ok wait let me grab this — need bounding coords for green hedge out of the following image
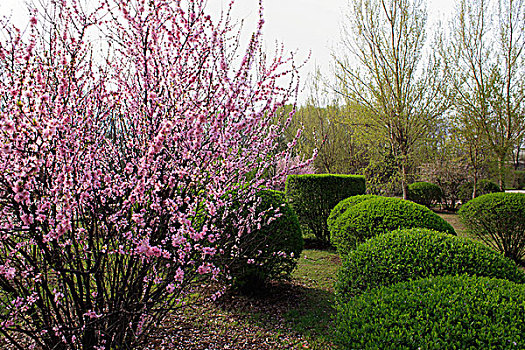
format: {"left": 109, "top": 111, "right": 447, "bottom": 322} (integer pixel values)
{"left": 329, "top": 197, "right": 456, "bottom": 255}
{"left": 326, "top": 195, "right": 379, "bottom": 235}
{"left": 407, "top": 181, "right": 443, "bottom": 208}
{"left": 335, "top": 275, "right": 525, "bottom": 349}
{"left": 336, "top": 228, "right": 525, "bottom": 302}
{"left": 459, "top": 192, "right": 525, "bottom": 265}
{"left": 458, "top": 179, "right": 502, "bottom": 204}
{"left": 285, "top": 174, "right": 366, "bottom": 243}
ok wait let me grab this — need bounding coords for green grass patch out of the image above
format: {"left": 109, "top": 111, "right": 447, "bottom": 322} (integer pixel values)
{"left": 436, "top": 212, "right": 466, "bottom": 236}
{"left": 277, "top": 249, "right": 341, "bottom": 349}
{"left": 292, "top": 249, "right": 340, "bottom": 292}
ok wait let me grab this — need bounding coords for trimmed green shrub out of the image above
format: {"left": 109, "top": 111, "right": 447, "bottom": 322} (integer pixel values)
{"left": 285, "top": 174, "right": 366, "bottom": 243}
{"left": 458, "top": 179, "right": 502, "bottom": 204}
{"left": 514, "top": 170, "right": 525, "bottom": 190}
{"left": 329, "top": 197, "right": 456, "bottom": 255}
{"left": 336, "top": 228, "right": 525, "bottom": 302}
{"left": 203, "top": 189, "right": 303, "bottom": 293}
{"left": 459, "top": 192, "right": 525, "bottom": 265}
{"left": 326, "top": 194, "right": 380, "bottom": 234}
{"left": 407, "top": 181, "right": 443, "bottom": 208}
{"left": 335, "top": 275, "right": 525, "bottom": 349}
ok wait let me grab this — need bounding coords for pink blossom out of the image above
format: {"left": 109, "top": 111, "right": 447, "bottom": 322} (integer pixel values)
{"left": 174, "top": 267, "right": 184, "bottom": 282}
{"left": 83, "top": 310, "right": 102, "bottom": 319}
{"left": 197, "top": 263, "right": 212, "bottom": 275}
{"left": 0, "top": 0, "right": 301, "bottom": 346}
{"left": 0, "top": 265, "right": 16, "bottom": 280}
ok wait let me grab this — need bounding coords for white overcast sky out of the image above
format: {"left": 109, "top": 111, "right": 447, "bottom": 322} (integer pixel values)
{"left": 0, "top": 0, "right": 456, "bottom": 101}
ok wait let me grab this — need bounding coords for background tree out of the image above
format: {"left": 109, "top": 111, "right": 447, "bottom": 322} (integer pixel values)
{"left": 333, "top": 0, "right": 448, "bottom": 199}
{"left": 280, "top": 71, "right": 367, "bottom": 175}
{"left": 444, "top": 0, "right": 525, "bottom": 190}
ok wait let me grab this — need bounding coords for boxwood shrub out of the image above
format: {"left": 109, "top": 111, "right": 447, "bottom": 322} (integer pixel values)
{"left": 335, "top": 275, "right": 525, "bottom": 349}
{"left": 201, "top": 189, "right": 303, "bottom": 293}
{"left": 326, "top": 194, "right": 380, "bottom": 234}
{"left": 407, "top": 181, "right": 443, "bottom": 208}
{"left": 285, "top": 174, "right": 366, "bottom": 243}
{"left": 459, "top": 192, "right": 525, "bottom": 265}
{"left": 336, "top": 228, "right": 525, "bottom": 302}
{"left": 458, "top": 179, "right": 502, "bottom": 204}
{"left": 329, "top": 197, "right": 455, "bottom": 255}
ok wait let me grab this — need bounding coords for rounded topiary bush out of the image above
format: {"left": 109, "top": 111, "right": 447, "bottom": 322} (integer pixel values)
{"left": 326, "top": 194, "right": 380, "bottom": 234}
{"left": 407, "top": 181, "right": 443, "bottom": 208}
{"left": 459, "top": 192, "right": 525, "bottom": 265}
{"left": 329, "top": 197, "right": 456, "bottom": 255}
{"left": 458, "top": 179, "right": 502, "bottom": 204}
{"left": 205, "top": 189, "right": 303, "bottom": 293}
{"left": 336, "top": 228, "right": 525, "bottom": 302}
{"left": 335, "top": 275, "right": 525, "bottom": 349}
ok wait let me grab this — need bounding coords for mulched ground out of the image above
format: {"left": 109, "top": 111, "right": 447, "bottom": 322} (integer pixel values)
{"left": 1, "top": 279, "right": 331, "bottom": 350}
{"left": 152, "top": 281, "right": 316, "bottom": 349}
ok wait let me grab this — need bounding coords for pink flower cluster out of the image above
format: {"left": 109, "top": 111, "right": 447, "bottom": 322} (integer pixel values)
{"left": 0, "top": 0, "right": 301, "bottom": 348}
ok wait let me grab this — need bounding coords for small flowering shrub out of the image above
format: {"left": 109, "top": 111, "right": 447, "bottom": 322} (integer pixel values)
{"left": 329, "top": 197, "right": 456, "bottom": 255}
{"left": 0, "top": 0, "right": 300, "bottom": 348}
{"left": 336, "top": 228, "right": 525, "bottom": 302}
{"left": 335, "top": 275, "right": 525, "bottom": 349}
{"left": 213, "top": 190, "right": 303, "bottom": 293}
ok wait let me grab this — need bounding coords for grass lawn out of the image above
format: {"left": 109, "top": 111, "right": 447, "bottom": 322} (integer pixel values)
{"left": 436, "top": 211, "right": 466, "bottom": 236}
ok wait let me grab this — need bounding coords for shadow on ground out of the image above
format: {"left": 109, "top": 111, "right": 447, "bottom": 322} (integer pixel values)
{"left": 153, "top": 281, "right": 335, "bottom": 350}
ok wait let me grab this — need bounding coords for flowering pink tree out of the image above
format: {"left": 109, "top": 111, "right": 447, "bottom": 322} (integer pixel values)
{"left": 0, "top": 0, "right": 301, "bottom": 348}
{"left": 274, "top": 154, "right": 316, "bottom": 190}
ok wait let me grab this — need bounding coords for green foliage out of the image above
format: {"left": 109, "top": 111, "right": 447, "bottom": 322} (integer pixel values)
{"left": 458, "top": 179, "right": 502, "bottom": 204}
{"left": 335, "top": 275, "right": 525, "bottom": 349}
{"left": 407, "top": 181, "right": 443, "bottom": 208}
{"left": 326, "top": 195, "right": 379, "bottom": 235}
{"left": 329, "top": 197, "right": 456, "bottom": 255}
{"left": 211, "top": 190, "right": 304, "bottom": 293}
{"left": 459, "top": 192, "right": 525, "bottom": 265}
{"left": 513, "top": 170, "right": 525, "bottom": 190}
{"left": 285, "top": 174, "right": 366, "bottom": 243}
{"left": 361, "top": 154, "right": 403, "bottom": 196}
{"left": 335, "top": 228, "right": 525, "bottom": 302}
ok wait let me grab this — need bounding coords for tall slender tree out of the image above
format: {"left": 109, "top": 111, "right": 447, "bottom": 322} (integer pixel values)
{"left": 333, "top": 0, "right": 447, "bottom": 199}
{"left": 444, "top": 0, "right": 525, "bottom": 190}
